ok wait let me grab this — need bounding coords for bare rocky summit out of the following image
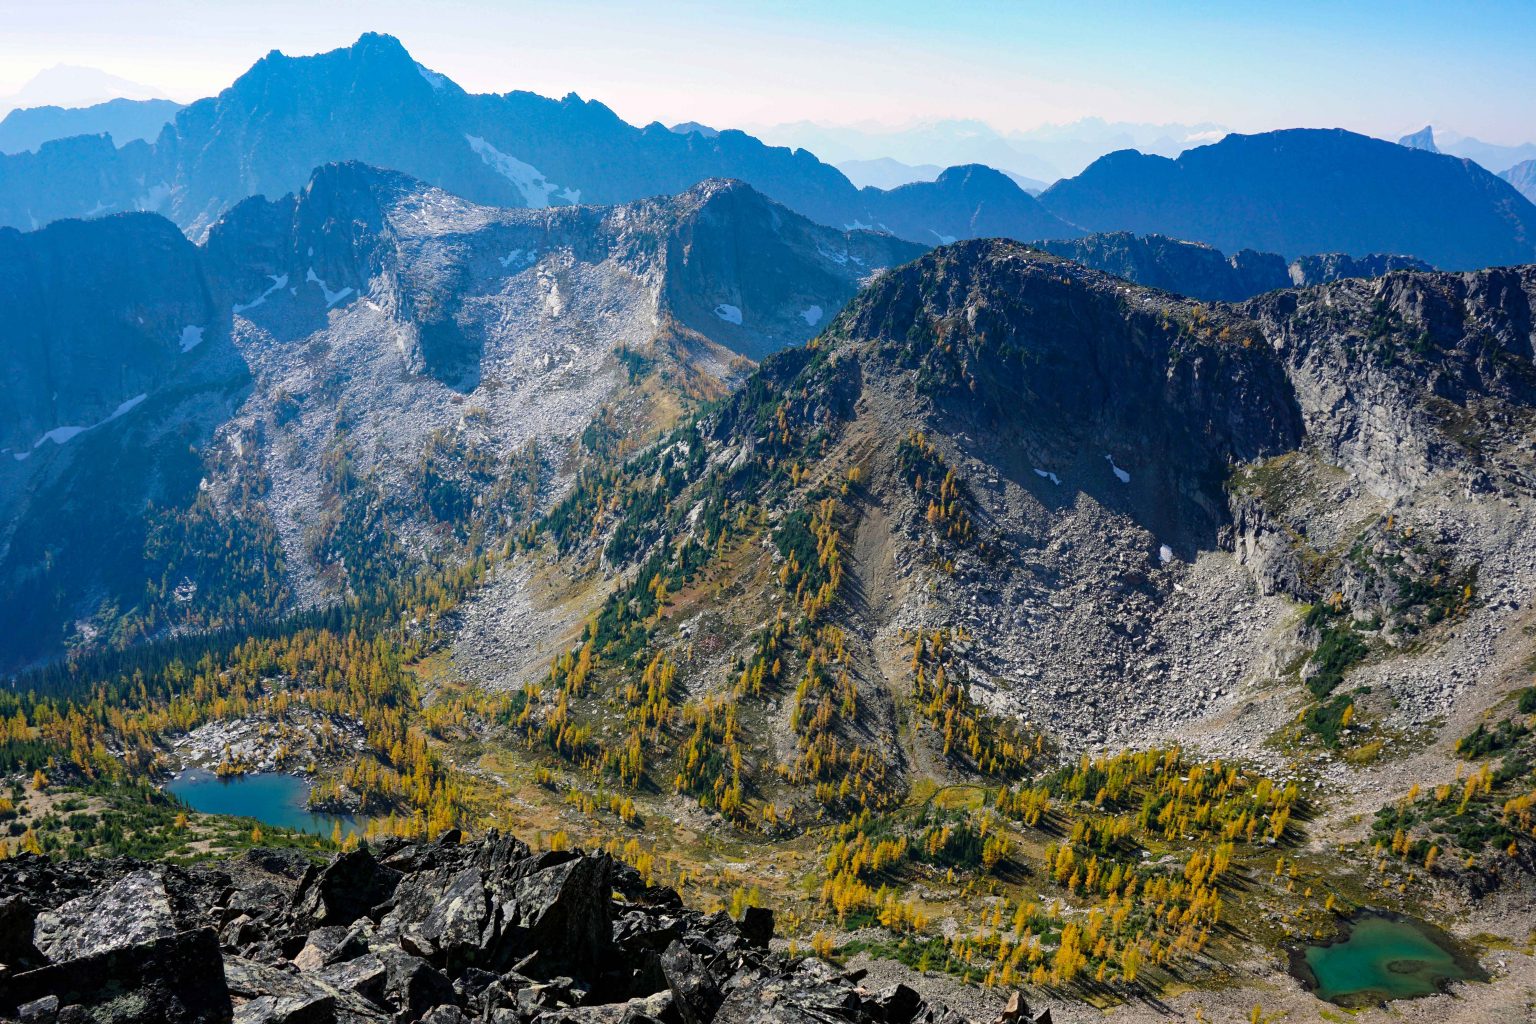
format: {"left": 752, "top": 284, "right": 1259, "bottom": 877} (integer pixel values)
{"left": 0, "top": 834, "right": 1050, "bottom": 1024}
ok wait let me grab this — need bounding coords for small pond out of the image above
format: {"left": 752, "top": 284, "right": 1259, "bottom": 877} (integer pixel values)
{"left": 1291, "top": 910, "right": 1485, "bottom": 1006}
{"left": 165, "top": 769, "right": 365, "bottom": 837}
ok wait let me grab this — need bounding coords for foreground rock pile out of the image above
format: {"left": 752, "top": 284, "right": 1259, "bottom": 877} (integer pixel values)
{"left": 0, "top": 831, "right": 1051, "bottom": 1024}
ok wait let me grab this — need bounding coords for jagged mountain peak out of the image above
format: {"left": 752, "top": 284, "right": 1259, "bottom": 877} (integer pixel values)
{"left": 1399, "top": 124, "right": 1440, "bottom": 153}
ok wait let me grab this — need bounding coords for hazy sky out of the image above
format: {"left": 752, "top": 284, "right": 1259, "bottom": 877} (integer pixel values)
{"left": 1, "top": 0, "right": 1533, "bottom": 142}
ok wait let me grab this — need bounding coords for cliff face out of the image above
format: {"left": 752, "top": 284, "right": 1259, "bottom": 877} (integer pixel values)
{"left": 0, "top": 212, "right": 222, "bottom": 454}
{"left": 1033, "top": 232, "right": 1437, "bottom": 303}
{"left": 1243, "top": 264, "right": 1536, "bottom": 497}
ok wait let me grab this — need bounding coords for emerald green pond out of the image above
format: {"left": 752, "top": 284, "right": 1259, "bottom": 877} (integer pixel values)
{"left": 1293, "top": 911, "right": 1485, "bottom": 1006}
{"left": 166, "top": 769, "right": 365, "bottom": 837}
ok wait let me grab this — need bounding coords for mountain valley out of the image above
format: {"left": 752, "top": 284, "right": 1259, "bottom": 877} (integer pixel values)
{"left": 4, "top": 21, "right": 1536, "bottom": 1024}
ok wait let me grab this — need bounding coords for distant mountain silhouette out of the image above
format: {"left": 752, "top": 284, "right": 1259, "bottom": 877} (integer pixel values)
{"left": 1040, "top": 128, "right": 1536, "bottom": 269}
{"left": 0, "top": 33, "right": 1072, "bottom": 247}
{"left": 1398, "top": 125, "right": 1439, "bottom": 153}
{"left": 1503, "top": 160, "right": 1536, "bottom": 204}
{"left": 0, "top": 98, "right": 182, "bottom": 154}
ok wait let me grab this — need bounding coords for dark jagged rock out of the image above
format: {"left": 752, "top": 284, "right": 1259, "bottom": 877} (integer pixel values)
{"left": 292, "top": 847, "right": 402, "bottom": 926}
{"left": 737, "top": 907, "right": 773, "bottom": 949}
{"left": 0, "top": 833, "right": 986, "bottom": 1024}
{"left": 0, "top": 893, "right": 41, "bottom": 971}
{"left": 660, "top": 940, "right": 722, "bottom": 1024}
{"left": 1, "top": 926, "right": 232, "bottom": 1023}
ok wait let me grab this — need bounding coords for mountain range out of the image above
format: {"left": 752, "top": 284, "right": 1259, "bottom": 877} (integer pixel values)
{"left": 0, "top": 96, "right": 182, "bottom": 154}
{"left": 0, "top": 33, "right": 1077, "bottom": 248}
{"left": 8, "top": 27, "right": 1536, "bottom": 1024}
{"left": 748, "top": 116, "right": 1229, "bottom": 180}
{"left": 2, "top": 34, "right": 1536, "bottom": 274}
{"left": 1039, "top": 128, "right": 1536, "bottom": 269}
{"left": 0, "top": 165, "right": 920, "bottom": 669}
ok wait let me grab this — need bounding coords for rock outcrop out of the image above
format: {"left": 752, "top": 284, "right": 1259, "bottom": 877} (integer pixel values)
{"left": 0, "top": 834, "right": 1048, "bottom": 1024}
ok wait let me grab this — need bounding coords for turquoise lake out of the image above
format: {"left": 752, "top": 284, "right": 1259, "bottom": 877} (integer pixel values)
{"left": 165, "top": 769, "right": 365, "bottom": 837}
{"left": 1295, "top": 911, "right": 1484, "bottom": 1006}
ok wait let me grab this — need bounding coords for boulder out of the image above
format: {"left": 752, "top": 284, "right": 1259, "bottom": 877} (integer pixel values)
{"left": 711, "top": 959, "right": 865, "bottom": 1024}
{"left": 659, "top": 940, "right": 721, "bottom": 1024}
{"left": 0, "top": 892, "right": 40, "bottom": 970}
{"left": 2, "top": 927, "right": 231, "bottom": 1024}
{"left": 738, "top": 907, "right": 774, "bottom": 948}
{"left": 292, "top": 925, "right": 354, "bottom": 971}
{"left": 374, "top": 945, "right": 459, "bottom": 1019}
{"left": 867, "top": 983, "right": 924, "bottom": 1024}
{"left": 382, "top": 865, "right": 488, "bottom": 968}
{"left": 292, "top": 848, "right": 401, "bottom": 927}
{"left": 33, "top": 869, "right": 177, "bottom": 962}
{"left": 487, "top": 852, "right": 613, "bottom": 971}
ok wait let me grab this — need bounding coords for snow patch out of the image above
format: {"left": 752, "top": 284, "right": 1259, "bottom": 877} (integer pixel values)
{"left": 558, "top": 187, "right": 582, "bottom": 204}
{"left": 929, "top": 230, "right": 958, "bottom": 245}
{"left": 465, "top": 134, "right": 564, "bottom": 208}
{"left": 499, "top": 249, "right": 537, "bottom": 270}
{"left": 178, "top": 325, "right": 205, "bottom": 353}
{"left": 135, "top": 182, "right": 172, "bottom": 212}
{"left": 799, "top": 305, "right": 823, "bottom": 327}
{"left": 1159, "top": 544, "right": 1174, "bottom": 565}
{"left": 714, "top": 303, "right": 743, "bottom": 325}
{"left": 817, "top": 245, "right": 850, "bottom": 266}
{"left": 233, "top": 273, "right": 289, "bottom": 314}
{"left": 108, "top": 393, "right": 147, "bottom": 420}
{"left": 1033, "top": 468, "right": 1061, "bottom": 486}
{"left": 27, "top": 392, "right": 147, "bottom": 451}
{"left": 306, "top": 268, "right": 353, "bottom": 308}
{"left": 416, "top": 63, "right": 447, "bottom": 90}
{"left": 1105, "top": 454, "right": 1131, "bottom": 484}
{"left": 843, "top": 219, "right": 873, "bottom": 231}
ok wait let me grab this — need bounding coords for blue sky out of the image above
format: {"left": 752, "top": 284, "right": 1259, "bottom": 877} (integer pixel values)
{"left": 1, "top": 0, "right": 1532, "bottom": 141}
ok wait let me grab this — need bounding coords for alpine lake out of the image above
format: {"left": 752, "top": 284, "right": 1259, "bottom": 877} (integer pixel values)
{"left": 165, "top": 769, "right": 365, "bottom": 838}
{"left": 1291, "top": 910, "right": 1487, "bottom": 1006}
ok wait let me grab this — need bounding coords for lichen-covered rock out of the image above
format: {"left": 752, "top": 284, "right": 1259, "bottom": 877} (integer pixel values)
{"left": 32, "top": 869, "right": 177, "bottom": 962}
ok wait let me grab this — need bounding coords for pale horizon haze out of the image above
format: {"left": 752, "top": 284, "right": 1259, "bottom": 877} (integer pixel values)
{"left": 0, "top": 0, "right": 1532, "bottom": 145}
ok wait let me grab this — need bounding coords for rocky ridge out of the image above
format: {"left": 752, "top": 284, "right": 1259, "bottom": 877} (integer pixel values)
{"left": 0, "top": 833, "right": 1050, "bottom": 1024}
{"left": 0, "top": 166, "right": 921, "bottom": 670}
{"left": 453, "top": 241, "right": 1536, "bottom": 786}
{"left": 1033, "top": 231, "right": 1435, "bottom": 303}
